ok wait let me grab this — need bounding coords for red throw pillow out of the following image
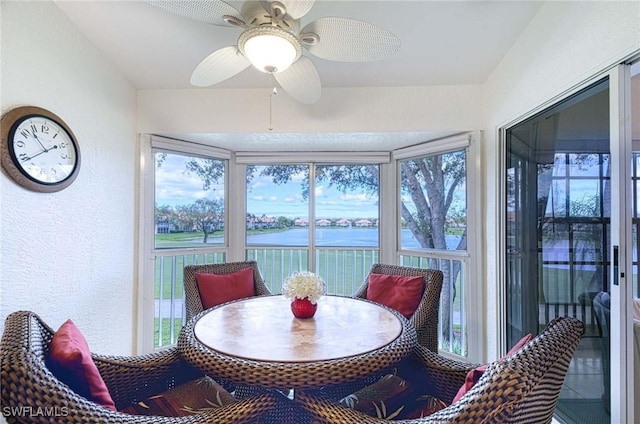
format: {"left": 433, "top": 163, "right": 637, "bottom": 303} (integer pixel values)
{"left": 366, "top": 273, "right": 424, "bottom": 318}
{"left": 195, "top": 267, "right": 255, "bottom": 309}
{"left": 452, "top": 333, "right": 533, "bottom": 403}
{"left": 47, "top": 319, "right": 116, "bottom": 410}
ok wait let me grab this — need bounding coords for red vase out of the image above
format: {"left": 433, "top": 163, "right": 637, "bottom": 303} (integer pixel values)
{"left": 291, "top": 297, "right": 317, "bottom": 319}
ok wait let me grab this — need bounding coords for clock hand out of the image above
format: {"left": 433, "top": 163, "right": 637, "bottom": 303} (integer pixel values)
{"left": 31, "top": 132, "right": 48, "bottom": 152}
{"left": 21, "top": 149, "right": 48, "bottom": 161}
{"left": 21, "top": 145, "right": 58, "bottom": 161}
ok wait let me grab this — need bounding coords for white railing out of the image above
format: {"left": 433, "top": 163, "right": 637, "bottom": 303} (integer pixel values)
{"left": 154, "top": 249, "right": 225, "bottom": 348}
{"left": 400, "top": 252, "right": 468, "bottom": 357}
{"left": 247, "top": 247, "right": 380, "bottom": 295}
{"left": 154, "top": 247, "right": 466, "bottom": 355}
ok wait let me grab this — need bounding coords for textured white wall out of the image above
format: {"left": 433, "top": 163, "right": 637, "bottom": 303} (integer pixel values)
{"left": 137, "top": 85, "right": 483, "bottom": 136}
{"left": 481, "top": 1, "right": 640, "bottom": 359}
{"left": 0, "top": 1, "right": 137, "bottom": 355}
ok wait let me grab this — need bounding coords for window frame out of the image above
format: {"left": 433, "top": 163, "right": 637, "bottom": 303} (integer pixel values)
{"left": 241, "top": 159, "right": 384, "bottom": 293}
{"left": 392, "top": 132, "right": 483, "bottom": 361}
{"left": 138, "top": 135, "right": 231, "bottom": 352}
{"left": 138, "top": 135, "right": 481, "bottom": 358}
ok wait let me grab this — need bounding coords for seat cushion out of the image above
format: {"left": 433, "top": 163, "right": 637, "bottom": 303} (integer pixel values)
{"left": 195, "top": 267, "right": 255, "bottom": 309}
{"left": 47, "top": 319, "right": 116, "bottom": 411}
{"left": 366, "top": 273, "right": 424, "bottom": 318}
{"left": 340, "top": 374, "right": 447, "bottom": 419}
{"left": 452, "top": 333, "right": 533, "bottom": 403}
{"left": 120, "top": 376, "right": 236, "bottom": 417}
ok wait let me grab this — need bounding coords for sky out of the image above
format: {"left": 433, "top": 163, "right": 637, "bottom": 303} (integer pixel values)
{"left": 155, "top": 153, "right": 379, "bottom": 219}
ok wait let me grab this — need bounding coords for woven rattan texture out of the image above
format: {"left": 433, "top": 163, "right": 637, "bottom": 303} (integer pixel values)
{"left": 0, "top": 311, "right": 276, "bottom": 423}
{"left": 183, "top": 261, "right": 272, "bottom": 321}
{"left": 178, "top": 297, "right": 417, "bottom": 390}
{"left": 295, "top": 316, "right": 585, "bottom": 424}
{"left": 354, "top": 264, "right": 444, "bottom": 352}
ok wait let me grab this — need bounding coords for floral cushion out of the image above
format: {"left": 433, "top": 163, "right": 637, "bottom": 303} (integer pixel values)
{"left": 339, "top": 374, "right": 447, "bottom": 420}
{"left": 119, "top": 376, "right": 236, "bottom": 417}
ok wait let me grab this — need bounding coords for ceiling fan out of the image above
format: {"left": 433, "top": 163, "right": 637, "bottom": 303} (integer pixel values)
{"left": 147, "top": 0, "right": 401, "bottom": 104}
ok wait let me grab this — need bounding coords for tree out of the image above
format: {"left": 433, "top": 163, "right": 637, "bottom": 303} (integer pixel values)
{"left": 277, "top": 216, "right": 294, "bottom": 228}
{"left": 399, "top": 153, "right": 466, "bottom": 345}
{"left": 155, "top": 203, "right": 178, "bottom": 233}
{"left": 176, "top": 199, "right": 224, "bottom": 243}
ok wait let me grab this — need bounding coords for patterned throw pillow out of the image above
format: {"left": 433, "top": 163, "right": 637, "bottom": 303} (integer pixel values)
{"left": 339, "top": 374, "right": 447, "bottom": 420}
{"left": 120, "top": 376, "right": 236, "bottom": 417}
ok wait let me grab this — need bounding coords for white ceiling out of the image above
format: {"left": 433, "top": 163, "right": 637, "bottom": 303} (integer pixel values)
{"left": 55, "top": 0, "right": 544, "bottom": 151}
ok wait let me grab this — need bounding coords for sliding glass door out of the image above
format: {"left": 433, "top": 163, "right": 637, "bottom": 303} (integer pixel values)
{"left": 504, "top": 64, "right": 636, "bottom": 423}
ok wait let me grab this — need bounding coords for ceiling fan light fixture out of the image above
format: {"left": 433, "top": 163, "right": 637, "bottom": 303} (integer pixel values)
{"left": 238, "top": 26, "right": 301, "bottom": 74}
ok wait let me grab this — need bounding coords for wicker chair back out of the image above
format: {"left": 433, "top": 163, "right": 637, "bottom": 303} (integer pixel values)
{"left": 0, "top": 311, "right": 275, "bottom": 423}
{"left": 183, "top": 260, "right": 271, "bottom": 321}
{"left": 354, "top": 263, "right": 443, "bottom": 351}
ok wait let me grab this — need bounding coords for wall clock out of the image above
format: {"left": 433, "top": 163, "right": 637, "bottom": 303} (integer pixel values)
{"left": 1, "top": 106, "right": 81, "bottom": 192}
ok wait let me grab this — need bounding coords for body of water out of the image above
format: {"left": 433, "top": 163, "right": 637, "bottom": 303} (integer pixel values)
{"left": 203, "top": 227, "right": 463, "bottom": 249}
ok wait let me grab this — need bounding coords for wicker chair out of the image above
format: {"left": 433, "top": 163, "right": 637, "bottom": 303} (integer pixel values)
{"left": 0, "top": 311, "right": 276, "bottom": 424}
{"left": 183, "top": 260, "right": 271, "bottom": 321}
{"left": 354, "top": 264, "right": 443, "bottom": 351}
{"left": 296, "top": 316, "right": 585, "bottom": 424}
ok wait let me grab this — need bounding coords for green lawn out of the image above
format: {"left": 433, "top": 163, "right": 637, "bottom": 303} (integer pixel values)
{"left": 155, "top": 318, "right": 183, "bottom": 347}
{"left": 155, "top": 251, "right": 225, "bottom": 299}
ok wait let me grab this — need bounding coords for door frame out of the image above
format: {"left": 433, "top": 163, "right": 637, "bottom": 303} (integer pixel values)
{"left": 609, "top": 63, "right": 633, "bottom": 424}
{"left": 498, "top": 62, "right": 636, "bottom": 423}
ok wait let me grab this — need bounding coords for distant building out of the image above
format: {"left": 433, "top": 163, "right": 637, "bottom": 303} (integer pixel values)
{"left": 294, "top": 218, "right": 309, "bottom": 227}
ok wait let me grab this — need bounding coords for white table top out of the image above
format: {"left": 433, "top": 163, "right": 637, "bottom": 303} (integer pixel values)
{"left": 194, "top": 295, "right": 402, "bottom": 363}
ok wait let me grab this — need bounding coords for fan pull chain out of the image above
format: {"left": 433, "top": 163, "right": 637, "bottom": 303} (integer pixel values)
{"left": 268, "top": 82, "right": 278, "bottom": 131}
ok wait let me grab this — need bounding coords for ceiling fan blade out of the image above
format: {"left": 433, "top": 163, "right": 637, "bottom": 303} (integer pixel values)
{"left": 260, "top": 0, "right": 315, "bottom": 20}
{"left": 147, "top": 0, "right": 244, "bottom": 26}
{"left": 300, "top": 17, "right": 400, "bottom": 62}
{"left": 191, "top": 46, "right": 251, "bottom": 87}
{"left": 275, "top": 56, "right": 321, "bottom": 104}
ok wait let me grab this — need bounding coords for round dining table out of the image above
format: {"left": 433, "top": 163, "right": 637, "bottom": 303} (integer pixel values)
{"left": 178, "top": 295, "right": 417, "bottom": 389}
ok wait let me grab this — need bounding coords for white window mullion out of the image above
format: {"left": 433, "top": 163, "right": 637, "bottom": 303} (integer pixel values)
{"left": 228, "top": 154, "right": 246, "bottom": 262}
{"left": 138, "top": 133, "right": 156, "bottom": 354}
{"left": 379, "top": 161, "right": 396, "bottom": 264}
{"left": 309, "top": 164, "right": 316, "bottom": 272}
{"left": 466, "top": 130, "right": 484, "bottom": 363}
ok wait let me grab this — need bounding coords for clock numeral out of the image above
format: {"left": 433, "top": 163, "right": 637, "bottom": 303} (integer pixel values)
{"left": 59, "top": 141, "right": 66, "bottom": 148}
{"left": 18, "top": 153, "right": 29, "bottom": 161}
{"left": 15, "top": 140, "right": 25, "bottom": 148}
{"left": 41, "top": 124, "right": 50, "bottom": 134}
{"left": 20, "top": 129, "right": 30, "bottom": 139}
{"left": 30, "top": 124, "right": 37, "bottom": 134}
{"left": 60, "top": 153, "right": 69, "bottom": 160}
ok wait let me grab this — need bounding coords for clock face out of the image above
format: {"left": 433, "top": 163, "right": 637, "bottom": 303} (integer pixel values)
{"left": 9, "top": 115, "right": 78, "bottom": 184}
